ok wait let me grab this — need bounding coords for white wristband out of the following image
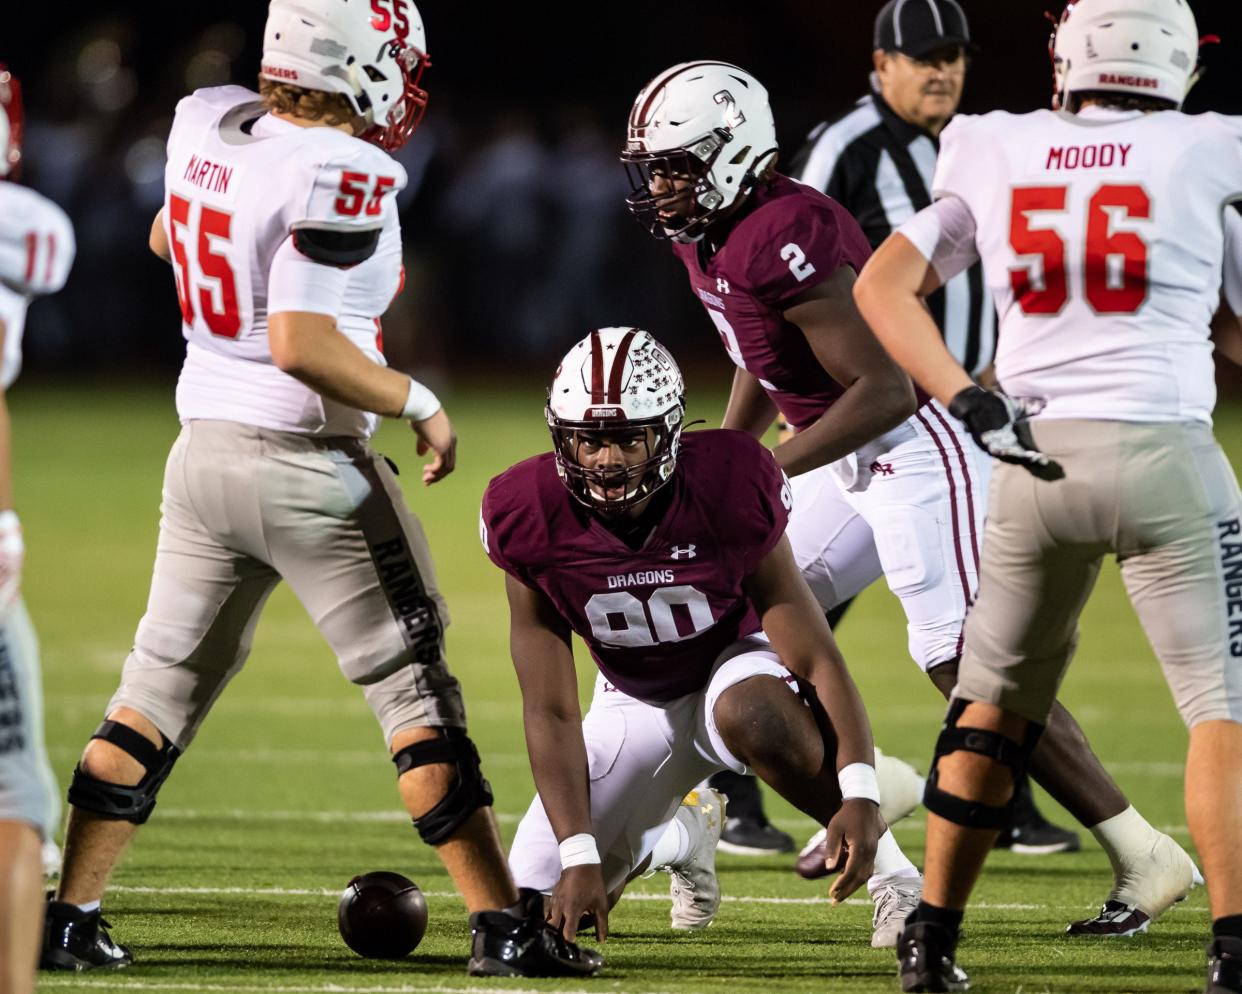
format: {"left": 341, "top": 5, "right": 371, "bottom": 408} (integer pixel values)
{"left": 559, "top": 833, "right": 601, "bottom": 869}
{"left": 0, "top": 510, "right": 19, "bottom": 531}
{"left": 838, "top": 762, "right": 881, "bottom": 804}
{"left": 401, "top": 377, "right": 441, "bottom": 422}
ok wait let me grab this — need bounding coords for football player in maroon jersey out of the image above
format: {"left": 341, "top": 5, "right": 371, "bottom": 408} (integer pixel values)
{"left": 621, "top": 59, "right": 1199, "bottom": 948}
{"left": 482, "top": 327, "right": 923, "bottom": 948}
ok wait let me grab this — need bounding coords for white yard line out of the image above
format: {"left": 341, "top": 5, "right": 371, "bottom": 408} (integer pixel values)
{"left": 105, "top": 883, "right": 1191, "bottom": 914}
{"left": 36, "top": 981, "right": 641, "bottom": 994}
{"left": 145, "top": 808, "right": 1193, "bottom": 839}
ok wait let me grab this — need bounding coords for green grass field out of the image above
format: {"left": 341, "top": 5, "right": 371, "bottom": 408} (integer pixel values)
{"left": 18, "top": 379, "right": 1242, "bottom": 994}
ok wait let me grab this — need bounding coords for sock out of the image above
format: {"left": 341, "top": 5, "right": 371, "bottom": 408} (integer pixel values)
{"left": 648, "top": 813, "right": 692, "bottom": 870}
{"left": 1089, "top": 805, "right": 1159, "bottom": 872}
{"left": 1214, "top": 915, "right": 1242, "bottom": 942}
{"left": 911, "top": 900, "right": 963, "bottom": 933}
{"left": 708, "top": 770, "right": 765, "bottom": 822}
{"left": 75, "top": 900, "right": 101, "bottom": 914}
{"left": 868, "top": 829, "right": 921, "bottom": 892}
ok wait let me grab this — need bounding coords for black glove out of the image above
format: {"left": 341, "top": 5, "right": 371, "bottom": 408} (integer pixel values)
{"left": 948, "top": 386, "right": 1064, "bottom": 481}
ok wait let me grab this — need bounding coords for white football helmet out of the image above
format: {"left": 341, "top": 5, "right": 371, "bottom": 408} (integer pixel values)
{"left": 547, "top": 328, "right": 686, "bottom": 511}
{"left": 261, "top": 0, "right": 430, "bottom": 150}
{"left": 1051, "top": 0, "right": 1199, "bottom": 110}
{"left": 0, "top": 66, "right": 23, "bottom": 178}
{"left": 621, "top": 61, "right": 777, "bottom": 243}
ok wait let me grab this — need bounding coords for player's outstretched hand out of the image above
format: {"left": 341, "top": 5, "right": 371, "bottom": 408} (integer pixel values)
{"left": 410, "top": 408, "right": 457, "bottom": 485}
{"left": 948, "top": 385, "right": 1065, "bottom": 481}
{"left": 824, "top": 798, "right": 883, "bottom": 905}
{"left": 547, "top": 863, "right": 609, "bottom": 944}
{"left": 0, "top": 511, "right": 24, "bottom": 611}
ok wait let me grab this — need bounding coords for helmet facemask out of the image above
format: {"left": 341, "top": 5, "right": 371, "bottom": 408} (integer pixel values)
{"left": 547, "top": 408, "right": 684, "bottom": 515}
{"left": 622, "top": 131, "right": 733, "bottom": 243}
{"left": 359, "top": 41, "right": 430, "bottom": 151}
{"left": 0, "top": 66, "right": 24, "bottom": 180}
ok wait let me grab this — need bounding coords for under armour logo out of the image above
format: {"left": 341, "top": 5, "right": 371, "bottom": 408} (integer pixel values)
{"left": 716, "top": 278, "right": 730, "bottom": 294}
{"left": 670, "top": 544, "right": 697, "bottom": 560}
{"left": 870, "top": 461, "right": 895, "bottom": 476}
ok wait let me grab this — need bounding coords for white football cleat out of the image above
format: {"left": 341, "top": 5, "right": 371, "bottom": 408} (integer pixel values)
{"left": 1067, "top": 831, "right": 1202, "bottom": 936}
{"left": 870, "top": 874, "right": 923, "bottom": 948}
{"left": 876, "top": 748, "right": 925, "bottom": 827}
{"left": 664, "top": 788, "right": 726, "bottom": 930}
{"left": 42, "top": 839, "right": 61, "bottom": 880}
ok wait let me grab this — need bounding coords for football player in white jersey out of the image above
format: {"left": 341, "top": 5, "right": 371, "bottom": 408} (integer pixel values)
{"left": 0, "top": 64, "right": 75, "bottom": 994}
{"left": 855, "top": 0, "right": 1242, "bottom": 989}
{"left": 38, "top": 1, "right": 599, "bottom": 979}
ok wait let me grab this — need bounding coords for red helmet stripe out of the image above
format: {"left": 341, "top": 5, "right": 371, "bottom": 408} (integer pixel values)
{"left": 589, "top": 329, "right": 606, "bottom": 404}
{"left": 606, "top": 329, "right": 639, "bottom": 404}
{"left": 633, "top": 60, "right": 722, "bottom": 131}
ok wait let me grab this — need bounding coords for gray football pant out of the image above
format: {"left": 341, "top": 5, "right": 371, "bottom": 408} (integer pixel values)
{"left": 0, "top": 599, "right": 59, "bottom": 838}
{"left": 108, "top": 420, "right": 466, "bottom": 751}
{"left": 956, "top": 420, "right": 1242, "bottom": 729}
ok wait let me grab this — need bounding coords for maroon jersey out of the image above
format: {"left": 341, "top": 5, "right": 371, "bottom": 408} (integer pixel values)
{"left": 672, "top": 173, "right": 873, "bottom": 431}
{"left": 481, "top": 430, "right": 791, "bottom": 703}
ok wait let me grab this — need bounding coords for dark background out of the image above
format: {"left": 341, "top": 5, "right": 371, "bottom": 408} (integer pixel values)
{"left": 7, "top": 0, "right": 1242, "bottom": 382}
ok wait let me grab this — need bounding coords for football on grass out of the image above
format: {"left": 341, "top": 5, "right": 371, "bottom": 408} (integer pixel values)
{"left": 337, "top": 871, "right": 428, "bottom": 958}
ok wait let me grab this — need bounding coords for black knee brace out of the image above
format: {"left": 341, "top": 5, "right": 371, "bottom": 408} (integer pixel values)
{"left": 922, "top": 699, "right": 1043, "bottom": 830}
{"left": 67, "top": 720, "right": 181, "bottom": 825}
{"left": 392, "top": 727, "right": 494, "bottom": 845}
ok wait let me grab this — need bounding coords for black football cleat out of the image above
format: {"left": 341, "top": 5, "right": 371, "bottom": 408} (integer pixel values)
{"left": 898, "top": 921, "right": 970, "bottom": 993}
{"left": 994, "top": 777, "right": 1080, "bottom": 855}
{"left": 1207, "top": 936, "right": 1242, "bottom": 993}
{"left": 467, "top": 888, "right": 602, "bottom": 977}
{"left": 40, "top": 899, "right": 132, "bottom": 971}
{"left": 717, "top": 815, "right": 795, "bottom": 856}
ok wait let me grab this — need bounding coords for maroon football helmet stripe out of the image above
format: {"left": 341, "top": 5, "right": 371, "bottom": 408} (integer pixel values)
{"left": 606, "top": 329, "right": 639, "bottom": 403}
{"left": 632, "top": 60, "right": 721, "bottom": 133}
{"left": 589, "top": 329, "right": 606, "bottom": 404}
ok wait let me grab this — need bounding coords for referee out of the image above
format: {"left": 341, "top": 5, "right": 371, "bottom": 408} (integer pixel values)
{"left": 791, "top": 0, "right": 993, "bottom": 378}
{"left": 789, "top": 0, "right": 1077, "bottom": 856}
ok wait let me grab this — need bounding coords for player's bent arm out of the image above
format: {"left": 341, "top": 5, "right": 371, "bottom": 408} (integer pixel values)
{"left": 149, "top": 209, "right": 170, "bottom": 263}
{"left": 774, "top": 266, "right": 916, "bottom": 477}
{"left": 721, "top": 367, "right": 778, "bottom": 436}
{"left": 505, "top": 573, "right": 609, "bottom": 940}
{"left": 743, "top": 536, "right": 874, "bottom": 772}
{"left": 268, "top": 310, "right": 414, "bottom": 416}
{"left": 505, "top": 574, "right": 594, "bottom": 841}
{"left": 855, "top": 232, "right": 973, "bottom": 406}
{"left": 745, "top": 535, "right": 881, "bottom": 901}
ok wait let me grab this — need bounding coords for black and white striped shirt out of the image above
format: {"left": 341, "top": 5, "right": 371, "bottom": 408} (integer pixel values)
{"left": 790, "top": 90, "right": 996, "bottom": 376}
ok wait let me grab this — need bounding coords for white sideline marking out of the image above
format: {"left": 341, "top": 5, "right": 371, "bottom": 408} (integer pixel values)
{"left": 154, "top": 808, "right": 524, "bottom": 826}
{"left": 106, "top": 883, "right": 1107, "bottom": 912}
{"left": 146, "top": 808, "right": 1193, "bottom": 840}
{"left": 37, "top": 981, "right": 628, "bottom": 994}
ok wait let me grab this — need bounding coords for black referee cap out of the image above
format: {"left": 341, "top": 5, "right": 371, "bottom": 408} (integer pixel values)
{"left": 874, "top": 0, "right": 972, "bottom": 58}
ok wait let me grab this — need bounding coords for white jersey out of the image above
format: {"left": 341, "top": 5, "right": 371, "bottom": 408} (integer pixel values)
{"left": 0, "top": 184, "right": 75, "bottom": 389}
{"left": 164, "top": 86, "right": 407, "bottom": 437}
{"left": 919, "top": 106, "right": 1242, "bottom": 425}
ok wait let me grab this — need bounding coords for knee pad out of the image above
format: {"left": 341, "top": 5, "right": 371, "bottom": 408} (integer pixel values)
{"left": 922, "top": 699, "right": 1042, "bottom": 830}
{"left": 392, "top": 728, "right": 494, "bottom": 845}
{"left": 67, "top": 720, "right": 181, "bottom": 825}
